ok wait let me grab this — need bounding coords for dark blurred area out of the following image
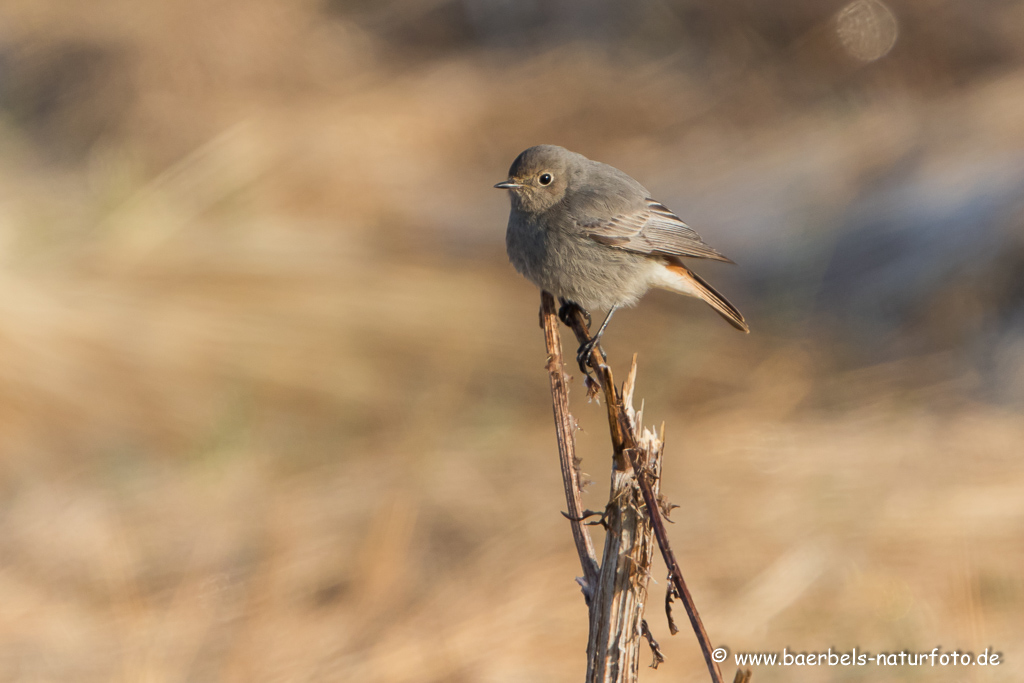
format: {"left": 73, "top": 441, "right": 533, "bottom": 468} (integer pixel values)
{"left": 0, "top": 1, "right": 1022, "bottom": 681}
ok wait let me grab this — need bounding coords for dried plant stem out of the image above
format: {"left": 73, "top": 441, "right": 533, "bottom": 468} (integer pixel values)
{"left": 541, "top": 292, "right": 658, "bottom": 683}
{"left": 585, "top": 460, "right": 658, "bottom": 682}
{"left": 540, "top": 290, "right": 736, "bottom": 683}
{"left": 540, "top": 293, "right": 600, "bottom": 592}
{"left": 588, "top": 352, "right": 661, "bottom": 682}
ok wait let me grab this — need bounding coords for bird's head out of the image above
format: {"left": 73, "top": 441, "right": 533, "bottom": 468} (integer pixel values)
{"left": 494, "top": 145, "right": 580, "bottom": 214}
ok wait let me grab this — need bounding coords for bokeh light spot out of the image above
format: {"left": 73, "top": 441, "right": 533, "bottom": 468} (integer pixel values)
{"left": 836, "top": 0, "right": 899, "bottom": 62}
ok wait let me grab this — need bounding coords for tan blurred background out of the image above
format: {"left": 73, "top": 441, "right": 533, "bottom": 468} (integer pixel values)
{"left": 0, "top": 0, "right": 1022, "bottom": 681}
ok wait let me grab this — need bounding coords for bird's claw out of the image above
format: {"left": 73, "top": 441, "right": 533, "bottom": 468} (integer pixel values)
{"left": 576, "top": 337, "right": 601, "bottom": 375}
{"left": 558, "top": 299, "right": 591, "bottom": 329}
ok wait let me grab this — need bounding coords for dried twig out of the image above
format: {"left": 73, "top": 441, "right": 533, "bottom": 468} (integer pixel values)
{"left": 542, "top": 294, "right": 657, "bottom": 681}
{"left": 558, "top": 300, "right": 728, "bottom": 683}
{"left": 540, "top": 291, "right": 746, "bottom": 683}
{"left": 540, "top": 293, "right": 600, "bottom": 595}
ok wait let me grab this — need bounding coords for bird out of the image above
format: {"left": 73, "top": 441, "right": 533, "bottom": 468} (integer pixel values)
{"left": 495, "top": 144, "right": 748, "bottom": 373}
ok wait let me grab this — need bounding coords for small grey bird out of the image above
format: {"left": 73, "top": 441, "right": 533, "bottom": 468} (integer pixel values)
{"left": 496, "top": 144, "right": 748, "bottom": 372}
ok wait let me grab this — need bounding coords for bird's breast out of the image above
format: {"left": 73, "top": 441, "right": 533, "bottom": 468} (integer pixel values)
{"left": 505, "top": 211, "right": 653, "bottom": 310}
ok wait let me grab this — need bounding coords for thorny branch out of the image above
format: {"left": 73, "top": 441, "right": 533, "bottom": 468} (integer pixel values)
{"left": 540, "top": 293, "right": 601, "bottom": 595}
{"left": 551, "top": 294, "right": 733, "bottom": 683}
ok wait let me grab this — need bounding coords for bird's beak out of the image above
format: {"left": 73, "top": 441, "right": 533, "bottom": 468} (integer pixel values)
{"left": 494, "top": 180, "right": 522, "bottom": 190}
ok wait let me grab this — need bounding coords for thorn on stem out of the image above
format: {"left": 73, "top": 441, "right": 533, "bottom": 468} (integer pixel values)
{"left": 665, "top": 578, "right": 680, "bottom": 636}
{"left": 560, "top": 509, "right": 605, "bottom": 524}
{"left": 641, "top": 620, "right": 666, "bottom": 669}
{"left": 657, "top": 494, "right": 680, "bottom": 522}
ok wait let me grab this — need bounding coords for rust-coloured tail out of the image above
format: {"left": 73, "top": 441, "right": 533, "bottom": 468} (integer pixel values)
{"left": 665, "top": 261, "right": 749, "bottom": 333}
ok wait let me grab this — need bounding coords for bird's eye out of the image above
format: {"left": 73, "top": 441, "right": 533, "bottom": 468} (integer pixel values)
{"left": 539, "top": 173, "right": 553, "bottom": 186}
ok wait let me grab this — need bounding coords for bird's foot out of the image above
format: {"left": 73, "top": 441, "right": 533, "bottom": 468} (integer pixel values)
{"left": 576, "top": 336, "right": 602, "bottom": 375}
{"left": 558, "top": 299, "right": 591, "bottom": 330}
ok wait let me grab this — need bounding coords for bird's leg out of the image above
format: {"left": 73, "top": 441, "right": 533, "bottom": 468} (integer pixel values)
{"left": 558, "top": 298, "right": 592, "bottom": 329}
{"left": 576, "top": 306, "right": 617, "bottom": 374}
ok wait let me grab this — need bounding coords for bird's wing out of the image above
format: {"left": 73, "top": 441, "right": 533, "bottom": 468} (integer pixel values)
{"left": 579, "top": 198, "right": 733, "bottom": 263}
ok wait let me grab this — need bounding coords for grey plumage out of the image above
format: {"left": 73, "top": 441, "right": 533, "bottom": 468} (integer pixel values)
{"left": 497, "top": 144, "right": 748, "bottom": 334}
{"left": 584, "top": 198, "right": 733, "bottom": 263}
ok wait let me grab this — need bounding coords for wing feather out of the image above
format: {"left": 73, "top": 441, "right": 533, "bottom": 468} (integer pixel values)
{"left": 583, "top": 198, "right": 733, "bottom": 263}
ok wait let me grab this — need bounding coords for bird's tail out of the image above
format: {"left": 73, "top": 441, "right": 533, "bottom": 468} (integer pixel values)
{"left": 661, "top": 260, "right": 750, "bottom": 333}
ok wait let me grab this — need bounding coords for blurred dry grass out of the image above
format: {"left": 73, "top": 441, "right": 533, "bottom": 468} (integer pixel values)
{"left": 0, "top": 0, "right": 1022, "bottom": 681}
